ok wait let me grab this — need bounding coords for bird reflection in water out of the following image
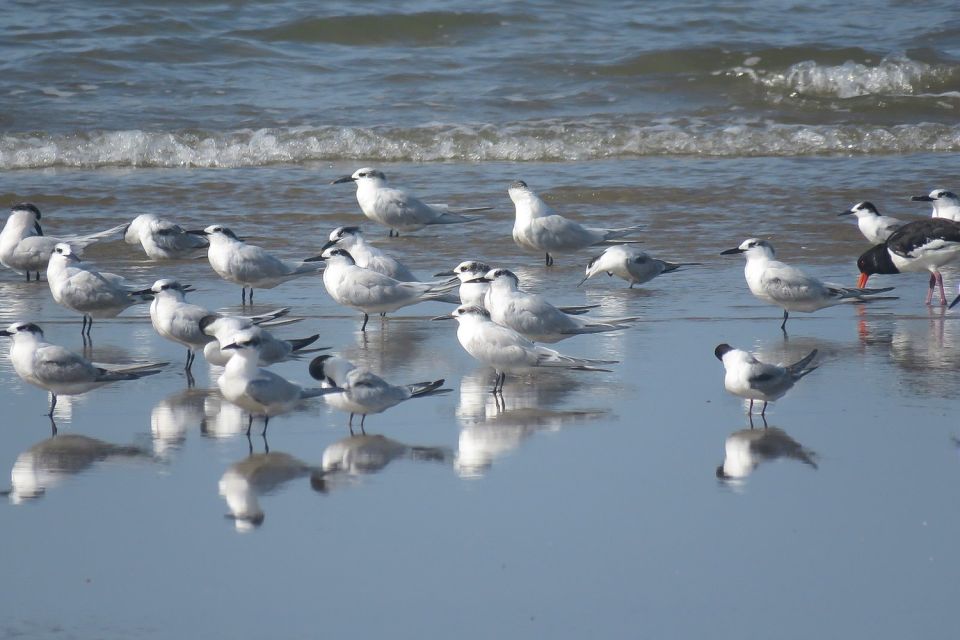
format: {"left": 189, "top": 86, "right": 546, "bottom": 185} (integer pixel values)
{"left": 320, "top": 433, "right": 451, "bottom": 482}
{"left": 219, "top": 434, "right": 322, "bottom": 531}
{"left": 716, "top": 425, "right": 818, "bottom": 484}
{"left": 455, "top": 368, "right": 607, "bottom": 477}
{"left": 5, "top": 434, "right": 151, "bottom": 504}
{"left": 200, "top": 392, "right": 250, "bottom": 439}
{"left": 151, "top": 387, "right": 214, "bottom": 457}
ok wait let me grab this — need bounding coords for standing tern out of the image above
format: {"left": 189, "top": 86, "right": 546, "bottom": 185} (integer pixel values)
{"left": 721, "top": 238, "right": 895, "bottom": 331}
{"left": 856, "top": 218, "right": 960, "bottom": 305}
{"left": 200, "top": 314, "right": 323, "bottom": 366}
{"left": 508, "top": 180, "right": 643, "bottom": 266}
{"left": 579, "top": 245, "right": 697, "bottom": 288}
{"left": 0, "top": 203, "right": 124, "bottom": 280}
{"left": 46, "top": 243, "right": 153, "bottom": 337}
{"left": 837, "top": 202, "right": 905, "bottom": 245}
{"left": 217, "top": 329, "right": 340, "bottom": 434}
{"left": 481, "top": 268, "right": 637, "bottom": 343}
{"left": 912, "top": 189, "right": 960, "bottom": 222}
{"left": 714, "top": 343, "right": 818, "bottom": 417}
{"left": 331, "top": 167, "right": 491, "bottom": 236}
{"left": 141, "top": 279, "right": 211, "bottom": 380}
{"left": 194, "top": 225, "right": 323, "bottom": 304}
{"left": 308, "top": 354, "right": 451, "bottom": 431}
{"left": 319, "top": 226, "right": 419, "bottom": 281}
{"left": 1, "top": 321, "right": 165, "bottom": 417}
{"left": 435, "top": 305, "right": 617, "bottom": 393}
{"left": 309, "top": 247, "right": 459, "bottom": 331}
{"left": 123, "top": 213, "right": 209, "bottom": 260}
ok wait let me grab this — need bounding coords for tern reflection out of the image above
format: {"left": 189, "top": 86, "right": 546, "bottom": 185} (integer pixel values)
{"left": 200, "top": 392, "right": 249, "bottom": 439}
{"left": 151, "top": 388, "right": 214, "bottom": 456}
{"left": 455, "top": 368, "right": 607, "bottom": 477}
{"left": 320, "top": 433, "right": 451, "bottom": 480}
{"left": 716, "top": 425, "right": 818, "bottom": 483}
{"left": 338, "top": 318, "right": 432, "bottom": 374}
{"left": 218, "top": 448, "right": 321, "bottom": 532}
{"left": 6, "top": 434, "right": 151, "bottom": 504}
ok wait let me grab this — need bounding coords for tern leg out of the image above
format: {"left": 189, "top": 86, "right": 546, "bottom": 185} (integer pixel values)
{"left": 49, "top": 415, "right": 57, "bottom": 436}
{"left": 24, "top": 271, "right": 29, "bottom": 282}
{"left": 185, "top": 367, "right": 195, "bottom": 388}
{"left": 246, "top": 414, "right": 253, "bottom": 436}
{"left": 747, "top": 398, "right": 753, "bottom": 415}
{"left": 545, "top": 252, "right": 554, "bottom": 267}
{"left": 249, "top": 288, "right": 254, "bottom": 304}
{"left": 262, "top": 416, "right": 269, "bottom": 437}
{"left": 936, "top": 271, "right": 947, "bottom": 306}
{"left": 360, "top": 414, "right": 366, "bottom": 434}
{"left": 780, "top": 309, "right": 789, "bottom": 331}
{"left": 360, "top": 313, "right": 369, "bottom": 332}
{"left": 262, "top": 432, "right": 269, "bottom": 454}
{"left": 185, "top": 348, "right": 194, "bottom": 371}
{"left": 761, "top": 401, "right": 768, "bottom": 418}
{"left": 47, "top": 392, "right": 58, "bottom": 417}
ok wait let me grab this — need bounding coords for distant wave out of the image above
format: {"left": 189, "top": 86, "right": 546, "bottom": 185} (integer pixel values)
{"left": 4, "top": 120, "right": 960, "bottom": 168}
{"left": 725, "top": 54, "right": 959, "bottom": 98}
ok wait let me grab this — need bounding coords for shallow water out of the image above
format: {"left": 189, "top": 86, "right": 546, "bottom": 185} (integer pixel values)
{"left": 3, "top": 2, "right": 960, "bottom": 638}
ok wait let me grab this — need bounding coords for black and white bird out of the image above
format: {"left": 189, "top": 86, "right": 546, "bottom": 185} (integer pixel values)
{"left": 308, "top": 354, "right": 451, "bottom": 431}
{"left": 856, "top": 218, "right": 960, "bottom": 306}
{"left": 481, "top": 268, "right": 635, "bottom": 343}
{"left": 318, "top": 226, "right": 419, "bottom": 281}
{"left": 436, "top": 305, "right": 617, "bottom": 393}
{"left": 310, "top": 247, "right": 458, "bottom": 331}
{"left": 716, "top": 427, "right": 818, "bottom": 481}
{"left": 837, "top": 201, "right": 905, "bottom": 245}
{"left": 217, "top": 329, "right": 340, "bottom": 434}
{"left": 195, "top": 225, "right": 324, "bottom": 304}
{"left": 714, "top": 343, "right": 818, "bottom": 417}
{"left": 142, "top": 279, "right": 209, "bottom": 376}
{"left": 331, "top": 167, "right": 489, "bottom": 236}
{"left": 200, "top": 315, "right": 322, "bottom": 367}
{"left": 123, "top": 213, "right": 209, "bottom": 260}
{"left": 434, "top": 260, "right": 493, "bottom": 307}
{"left": 579, "top": 245, "right": 696, "bottom": 288}
{"left": 46, "top": 243, "right": 153, "bottom": 337}
{"left": 722, "top": 238, "right": 895, "bottom": 330}
{"left": 508, "top": 180, "right": 643, "bottom": 266}
{"left": 1, "top": 321, "right": 165, "bottom": 417}
{"left": 0, "top": 203, "right": 124, "bottom": 280}
{"left": 912, "top": 189, "right": 960, "bottom": 222}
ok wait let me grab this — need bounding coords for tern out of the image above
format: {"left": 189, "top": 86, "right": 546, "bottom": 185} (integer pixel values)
{"left": 481, "top": 268, "right": 637, "bottom": 343}
{"left": 434, "top": 260, "right": 492, "bottom": 307}
{"left": 579, "top": 245, "right": 697, "bottom": 288}
{"left": 217, "top": 329, "right": 340, "bottom": 434}
{"left": 46, "top": 243, "right": 153, "bottom": 337}
{"left": 123, "top": 213, "right": 209, "bottom": 260}
{"left": 722, "top": 238, "right": 895, "bottom": 330}
{"left": 435, "top": 305, "right": 617, "bottom": 393}
{"left": 331, "top": 167, "right": 491, "bottom": 236}
{"left": 194, "top": 225, "right": 323, "bottom": 304}
{"left": 141, "top": 279, "right": 211, "bottom": 377}
{"left": 0, "top": 321, "right": 165, "bottom": 417}
{"left": 308, "top": 354, "right": 451, "bottom": 431}
{"left": 856, "top": 218, "right": 960, "bottom": 306}
{"left": 309, "top": 247, "right": 458, "bottom": 331}
{"left": 318, "top": 226, "right": 419, "bottom": 281}
{"left": 716, "top": 427, "right": 818, "bottom": 481}
{"left": 837, "top": 201, "right": 905, "bottom": 245}
{"left": 200, "top": 314, "right": 323, "bottom": 366}
{"left": 714, "top": 343, "right": 818, "bottom": 417}
{"left": 508, "top": 180, "right": 643, "bottom": 266}
{"left": 0, "top": 202, "right": 124, "bottom": 280}
{"left": 912, "top": 189, "right": 960, "bottom": 222}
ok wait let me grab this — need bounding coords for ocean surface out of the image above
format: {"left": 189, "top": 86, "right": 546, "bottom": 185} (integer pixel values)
{"left": 2, "top": 2, "right": 959, "bottom": 638}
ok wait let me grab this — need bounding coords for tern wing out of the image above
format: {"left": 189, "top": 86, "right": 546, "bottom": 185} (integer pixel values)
{"left": 33, "top": 345, "right": 99, "bottom": 384}
{"left": 759, "top": 261, "right": 830, "bottom": 303}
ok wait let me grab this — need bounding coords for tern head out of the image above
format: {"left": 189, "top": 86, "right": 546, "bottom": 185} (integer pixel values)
{"left": 311, "top": 247, "right": 355, "bottom": 265}
{"left": 580, "top": 248, "right": 616, "bottom": 285}
{"left": 856, "top": 244, "right": 897, "bottom": 287}
{"left": 485, "top": 268, "right": 520, "bottom": 288}
{"left": 450, "top": 305, "right": 490, "bottom": 321}
{"left": 435, "top": 260, "right": 492, "bottom": 280}
{"left": 320, "top": 226, "right": 362, "bottom": 252}
{"left": 0, "top": 321, "right": 44, "bottom": 339}
{"left": 123, "top": 213, "right": 157, "bottom": 244}
{"left": 148, "top": 279, "right": 195, "bottom": 296}
{"left": 308, "top": 354, "right": 356, "bottom": 386}
{"left": 720, "top": 238, "right": 774, "bottom": 259}
{"left": 220, "top": 329, "right": 263, "bottom": 353}
{"left": 198, "top": 225, "right": 240, "bottom": 241}
{"left": 51, "top": 242, "right": 81, "bottom": 263}
{"left": 507, "top": 180, "right": 534, "bottom": 202}
{"left": 331, "top": 167, "right": 386, "bottom": 185}
{"left": 912, "top": 189, "right": 959, "bottom": 204}
{"left": 8, "top": 203, "right": 43, "bottom": 236}
{"left": 839, "top": 201, "right": 879, "bottom": 217}
{"left": 714, "top": 343, "right": 734, "bottom": 362}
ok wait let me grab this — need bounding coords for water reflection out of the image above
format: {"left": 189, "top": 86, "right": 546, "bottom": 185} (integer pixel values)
{"left": 455, "top": 368, "right": 607, "bottom": 477}
{"left": 200, "top": 392, "right": 249, "bottom": 439}
{"left": 151, "top": 388, "right": 214, "bottom": 456}
{"left": 320, "top": 433, "right": 451, "bottom": 480}
{"left": 6, "top": 434, "right": 152, "bottom": 504}
{"left": 338, "top": 318, "right": 433, "bottom": 374}
{"left": 218, "top": 447, "right": 321, "bottom": 531}
{"left": 716, "top": 425, "right": 818, "bottom": 484}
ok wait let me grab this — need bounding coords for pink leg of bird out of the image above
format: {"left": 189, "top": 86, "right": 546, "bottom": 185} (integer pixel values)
{"left": 936, "top": 271, "right": 947, "bottom": 305}
{"left": 926, "top": 273, "right": 936, "bottom": 305}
